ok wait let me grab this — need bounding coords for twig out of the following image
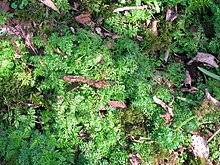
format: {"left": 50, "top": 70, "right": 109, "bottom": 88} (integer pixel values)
{"left": 113, "top": 5, "right": 151, "bottom": 12}
{"left": 208, "top": 128, "right": 220, "bottom": 142}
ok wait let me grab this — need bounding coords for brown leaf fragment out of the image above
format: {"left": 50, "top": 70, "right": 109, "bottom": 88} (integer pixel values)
{"left": 163, "top": 48, "right": 170, "bottom": 63}
{"left": 205, "top": 88, "right": 220, "bottom": 109}
{"left": 184, "top": 69, "right": 192, "bottom": 88}
{"left": 39, "top": 0, "right": 61, "bottom": 13}
{"left": 129, "top": 153, "right": 142, "bottom": 165}
{"left": 73, "top": 2, "right": 80, "bottom": 10}
{"left": 135, "top": 35, "right": 143, "bottom": 41}
{"left": 0, "top": 0, "right": 10, "bottom": 12}
{"left": 187, "top": 52, "right": 218, "bottom": 68}
{"left": 75, "top": 13, "right": 95, "bottom": 26}
{"left": 153, "top": 96, "right": 174, "bottom": 117}
{"left": 99, "top": 106, "right": 107, "bottom": 118}
{"left": 151, "top": 20, "right": 158, "bottom": 35}
{"left": 160, "top": 112, "right": 172, "bottom": 124}
{"left": 166, "top": 7, "right": 178, "bottom": 22}
{"left": 25, "top": 32, "right": 38, "bottom": 55}
{"left": 27, "top": 103, "right": 40, "bottom": 109}
{"left": 108, "top": 101, "right": 127, "bottom": 109}
{"left": 191, "top": 135, "right": 209, "bottom": 159}
{"left": 181, "top": 86, "right": 198, "bottom": 93}
{"left": 61, "top": 76, "right": 107, "bottom": 89}
{"left": 77, "top": 130, "right": 90, "bottom": 141}
{"left": 95, "top": 27, "right": 104, "bottom": 38}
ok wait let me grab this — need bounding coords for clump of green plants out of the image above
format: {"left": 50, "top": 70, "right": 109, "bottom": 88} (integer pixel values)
{"left": 1, "top": 0, "right": 220, "bottom": 164}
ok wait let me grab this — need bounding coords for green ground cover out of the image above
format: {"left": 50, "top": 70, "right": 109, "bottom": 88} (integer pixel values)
{"left": 0, "top": 0, "right": 219, "bottom": 164}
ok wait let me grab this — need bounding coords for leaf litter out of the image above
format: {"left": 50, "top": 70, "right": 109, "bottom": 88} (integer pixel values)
{"left": 153, "top": 96, "right": 174, "bottom": 123}
{"left": 187, "top": 52, "right": 218, "bottom": 68}
{"left": 129, "top": 153, "right": 142, "bottom": 165}
{"left": 61, "top": 75, "right": 107, "bottom": 89}
{"left": 39, "top": 0, "right": 61, "bottom": 13}
{"left": 75, "top": 13, "right": 95, "bottom": 26}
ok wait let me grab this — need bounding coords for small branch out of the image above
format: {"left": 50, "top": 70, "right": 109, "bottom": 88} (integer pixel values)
{"left": 114, "top": 5, "right": 151, "bottom": 12}
{"left": 208, "top": 128, "right": 220, "bottom": 142}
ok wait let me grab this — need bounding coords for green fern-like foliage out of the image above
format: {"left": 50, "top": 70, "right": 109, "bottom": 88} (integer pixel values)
{"left": 188, "top": 0, "right": 212, "bottom": 13}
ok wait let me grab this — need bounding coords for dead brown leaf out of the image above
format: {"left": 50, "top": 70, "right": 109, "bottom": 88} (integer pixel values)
{"left": 108, "top": 101, "right": 127, "bottom": 109}
{"left": 187, "top": 52, "right": 218, "bottom": 68}
{"left": 95, "top": 27, "right": 104, "bottom": 38}
{"left": 129, "top": 153, "right": 142, "bottom": 165}
{"left": 181, "top": 86, "right": 198, "bottom": 93}
{"left": 205, "top": 88, "right": 220, "bottom": 109}
{"left": 160, "top": 112, "right": 172, "bottom": 124}
{"left": 163, "top": 48, "right": 170, "bottom": 64}
{"left": 184, "top": 69, "right": 192, "bottom": 88}
{"left": 61, "top": 76, "right": 107, "bottom": 89}
{"left": 153, "top": 96, "right": 174, "bottom": 117}
{"left": 75, "top": 13, "right": 95, "bottom": 26}
{"left": 0, "top": 0, "right": 10, "bottom": 12}
{"left": 166, "top": 6, "right": 178, "bottom": 22}
{"left": 39, "top": 0, "right": 60, "bottom": 13}
{"left": 77, "top": 130, "right": 90, "bottom": 141}
{"left": 151, "top": 20, "right": 158, "bottom": 35}
{"left": 73, "top": 2, "right": 80, "bottom": 10}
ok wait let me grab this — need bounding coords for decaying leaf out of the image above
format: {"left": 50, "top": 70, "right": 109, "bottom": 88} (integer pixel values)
{"left": 73, "top": 2, "right": 80, "bottom": 10}
{"left": 181, "top": 86, "right": 198, "bottom": 93}
{"left": 0, "top": 0, "right": 10, "bottom": 12}
{"left": 160, "top": 112, "right": 172, "bottom": 124}
{"left": 191, "top": 135, "right": 209, "bottom": 159}
{"left": 184, "top": 70, "right": 192, "bottom": 88}
{"left": 93, "top": 26, "right": 120, "bottom": 39}
{"left": 151, "top": 20, "right": 158, "bottom": 35}
{"left": 95, "top": 27, "right": 104, "bottom": 38}
{"left": 163, "top": 48, "right": 170, "bottom": 64}
{"left": 77, "top": 130, "right": 90, "bottom": 141}
{"left": 75, "top": 13, "right": 95, "bottom": 26}
{"left": 108, "top": 101, "right": 127, "bottom": 109}
{"left": 129, "top": 153, "right": 142, "bottom": 165}
{"left": 39, "top": 0, "right": 60, "bottom": 13}
{"left": 99, "top": 106, "right": 107, "bottom": 118}
{"left": 153, "top": 96, "right": 174, "bottom": 117}
{"left": 187, "top": 52, "right": 218, "bottom": 68}
{"left": 205, "top": 88, "right": 220, "bottom": 109}
{"left": 61, "top": 76, "right": 107, "bottom": 89}
{"left": 166, "top": 6, "right": 178, "bottom": 22}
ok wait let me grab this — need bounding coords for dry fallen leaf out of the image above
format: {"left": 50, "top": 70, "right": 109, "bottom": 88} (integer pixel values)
{"left": 191, "top": 135, "right": 209, "bottom": 159}
{"left": 95, "top": 27, "right": 104, "bottom": 38}
{"left": 77, "top": 130, "right": 90, "bottom": 141}
{"left": 151, "top": 20, "right": 158, "bottom": 35}
{"left": 99, "top": 106, "right": 107, "bottom": 118}
{"left": 205, "top": 88, "right": 220, "bottom": 109}
{"left": 181, "top": 86, "right": 198, "bottom": 93}
{"left": 160, "top": 112, "right": 172, "bottom": 124}
{"left": 153, "top": 96, "right": 174, "bottom": 117}
{"left": 163, "top": 48, "right": 170, "bottom": 64}
{"left": 39, "top": 0, "right": 60, "bottom": 13}
{"left": 129, "top": 153, "right": 142, "bottom": 165}
{"left": 166, "top": 7, "right": 178, "bottom": 22}
{"left": 61, "top": 76, "right": 107, "bottom": 89}
{"left": 108, "top": 101, "right": 127, "bottom": 109}
{"left": 75, "top": 13, "right": 95, "bottom": 26}
{"left": 187, "top": 52, "right": 218, "bottom": 68}
{"left": 184, "top": 69, "right": 192, "bottom": 88}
